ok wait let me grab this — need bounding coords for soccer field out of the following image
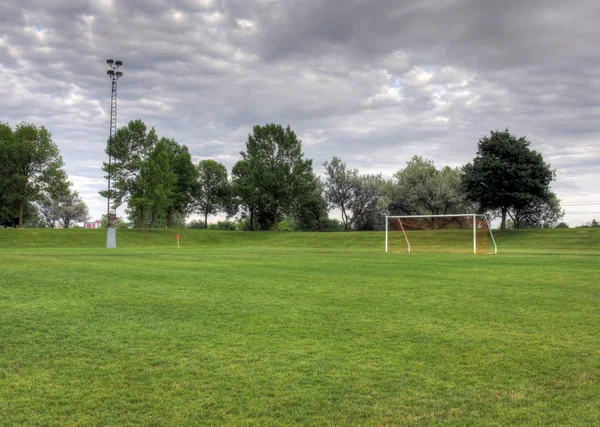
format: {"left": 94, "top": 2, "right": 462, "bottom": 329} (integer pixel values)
{"left": 0, "top": 229, "right": 598, "bottom": 425}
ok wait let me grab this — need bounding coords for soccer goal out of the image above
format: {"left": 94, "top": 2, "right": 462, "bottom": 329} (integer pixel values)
{"left": 385, "top": 214, "right": 497, "bottom": 254}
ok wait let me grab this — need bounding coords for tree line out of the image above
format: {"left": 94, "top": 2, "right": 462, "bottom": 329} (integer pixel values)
{"left": 1, "top": 120, "right": 562, "bottom": 231}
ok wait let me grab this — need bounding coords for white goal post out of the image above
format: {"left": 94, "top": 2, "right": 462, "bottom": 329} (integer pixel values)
{"left": 385, "top": 214, "right": 498, "bottom": 254}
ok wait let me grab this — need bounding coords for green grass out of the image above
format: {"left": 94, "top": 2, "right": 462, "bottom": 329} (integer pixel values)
{"left": 0, "top": 228, "right": 598, "bottom": 425}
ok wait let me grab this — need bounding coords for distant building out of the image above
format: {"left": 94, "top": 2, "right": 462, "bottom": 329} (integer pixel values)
{"left": 84, "top": 220, "right": 102, "bottom": 229}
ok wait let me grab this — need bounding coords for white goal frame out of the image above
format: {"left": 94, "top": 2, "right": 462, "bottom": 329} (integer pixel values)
{"left": 385, "top": 214, "right": 498, "bottom": 254}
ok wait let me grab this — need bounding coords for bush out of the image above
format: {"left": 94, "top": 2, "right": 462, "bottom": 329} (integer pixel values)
{"left": 208, "top": 221, "right": 237, "bottom": 231}
{"left": 555, "top": 222, "right": 569, "bottom": 229}
{"left": 323, "top": 218, "right": 344, "bottom": 232}
{"left": 187, "top": 220, "right": 206, "bottom": 229}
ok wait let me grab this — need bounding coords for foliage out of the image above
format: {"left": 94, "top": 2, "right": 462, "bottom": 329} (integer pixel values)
{"left": 384, "top": 156, "right": 470, "bottom": 223}
{"left": 323, "top": 157, "right": 382, "bottom": 231}
{"left": 462, "top": 129, "right": 556, "bottom": 231}
{"left": 0, "top": 122, "right": 66, "bottom": 228}
{"left": 101, "top": 120, "right": 193, "bottom": 229}
{"left": 207, "top": 220, "right": 238, "bottom": 231}
{"left": 37, "top": 188, "right": 90, "bottom": 228}
{"left": 195, "top": 160, "right": 229, "bottom": 228}
{"left": 291, "top": 175, "right": 329, "bottom": 231}
{"left": 187, "top": 219, "right": 207, "bottom": 229}
{"left": 100, "top": 214, "right": 128, "bottom": 229}
{"left": 159, "top": 138, "right": 198, "bottom": 227}
{"left": 555, "top": 222, "right": 569, "bottom": 229}
{"left": 234, "top": 124, "right": 315, "bottom": 231}
{"left": 506, "top": 191, "right": 564, "bottom": 229}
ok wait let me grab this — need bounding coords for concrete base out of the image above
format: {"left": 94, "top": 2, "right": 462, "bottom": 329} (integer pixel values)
{"left": 106, "top": 227, "right": 117, "bottom": 249}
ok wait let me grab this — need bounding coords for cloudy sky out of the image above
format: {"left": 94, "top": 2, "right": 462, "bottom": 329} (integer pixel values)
{"left": 1, "top": 0, "right": 599, "bottom": 225}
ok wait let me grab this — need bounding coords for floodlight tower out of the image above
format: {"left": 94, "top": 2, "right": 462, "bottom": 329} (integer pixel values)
{"left": 106, "top": 59, "right": 123, "bottom": 249}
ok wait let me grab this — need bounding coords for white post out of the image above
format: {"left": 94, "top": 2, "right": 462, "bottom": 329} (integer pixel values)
{"left": 473, "top": 214, "right": 477, "bottom": 254}
{"left": 486, "top": 215, "right": 498, "bottom": 254}
{"left": 385, "top": 216, "right": 388, "bottom": 253}
{"left": 399, "top": 219, "right": 410, "bottom": 253}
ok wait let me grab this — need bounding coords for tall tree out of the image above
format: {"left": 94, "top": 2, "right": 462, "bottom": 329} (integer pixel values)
{"left": 291, "top": 175, "right": 329, "bottom": 231}
{"left": 382, "top": 156, "right": 470, "bottom": 228}
{"left": 160, "top": 138, "right": 197, "bottom": 228}
{"left": 507, "top": 191, "right": 564, "bottom": 229}
{"left": 230, "top": 158, "right": 264, "bottom": 231}
{"left": 238, "top": 124, "right": 315, "bottom": 231}
{"left": 101, "top": 119, "right": 157, "bottom": 229}
{"left": 462, "top": 129, "right": 556, "bottom": 231}
{"left": 323, "top": 157, "right": 382, "bottom": 231}
{"left": 0, "top": 123, "right": 66, "bottom": 228}
{"left": 101, "top": 119, "right": 185, "bottom": 229}
{"left": 55, "top": 190, "right": 90, "bottom": 228}
{"left": 195, "top": 159, "right": 229, "bottom": 228}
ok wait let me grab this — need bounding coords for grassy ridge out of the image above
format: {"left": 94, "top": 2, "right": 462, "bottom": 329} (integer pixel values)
{"left": 0, "top": 227, "right": 599, "bottom": 254}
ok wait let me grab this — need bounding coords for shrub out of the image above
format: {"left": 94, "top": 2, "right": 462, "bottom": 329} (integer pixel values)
{"left": 208, "top": 221, "right": 237, "bottom": 231}
{"left": 187, "top": 220, "right": 206, "bottom": 229}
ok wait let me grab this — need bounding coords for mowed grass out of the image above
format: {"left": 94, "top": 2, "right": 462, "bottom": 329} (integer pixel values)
{"left": 0, "top": 229, "right": 598, "bottom": 425}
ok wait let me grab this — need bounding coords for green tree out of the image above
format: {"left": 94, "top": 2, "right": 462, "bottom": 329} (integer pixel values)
{"left": 100, "top": 214, "right": 128, "bottom": 229}
{"left": 101, "top": 120, "right": 188, "bottom": 229}
{"left": 0, "top": 122, "right": 66, "bottom": 228}
{"left": 323, "top": 157, "right": 382, "bottom": 231}
{"left": 160, "top": 138, "right": 197, "bottom": 228}
{"left": 381, "top": 156, "right": 470, "bottom": 228}
{"left": 195, "top": 159, "right": 229, "bottom": 228}
{"left": 507, "top": 191, "right": 564, "bottom": 229}
{"left": 462, "top": 129, "right": 556, "bottom": 231}
{"left": 230, "top": 158, "right": 265, "bottom": 231}
{"left": 101, "top": 119, "right": 157, "bottom": 229}
{"left": 291, "top": 175, "right": 329, "bottom": 231}
{"left": 237, "top": 124, "right": 315, "bottom": 231}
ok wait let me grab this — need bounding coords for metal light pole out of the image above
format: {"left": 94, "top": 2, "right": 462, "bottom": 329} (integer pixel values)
{"left": 106, "top": 59, "right": 123, "bottom": 249}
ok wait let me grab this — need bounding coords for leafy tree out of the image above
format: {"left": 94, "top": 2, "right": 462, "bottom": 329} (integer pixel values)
{"left": 159, "top": 138, "right": 197, "bottom": 227}
{"left": 101, "top": 120, "right": 157, "bottom": 229}
{"left": 591, "top": 219, "right": 599, "bottom": 228}
{"left": 230, "top": 158, "right": 265, "bottom": 231}
{"left": 291, "top": 175, "right": 329, "bottom": 231}
{"left": 378, "top": 156, "right": 471, "bottom": 229}
{"left": 462, "top": 129, "right": 556, "bottom": 231}
{"left": 323, "top": 157, "right": 382, "bottom": 231}
{"left": 386, "top": 156, "right": 469, "bottom": 216}
{"left": 100, "top": 214, "right": 128, "bottom": 229}
{"left": 195, "top": 159, "right": 229, "bottom": 228}
{"left": 55, "top": 190, "right": 90, "bottom": 228}
{"left": 101, "top": 120, "right": 191, "bottom": 229}
{"left": 0, "top": 123, "right": 67, "bottom": 228}
{"left": 555, "top": 221, "right": 569, "bottom": 229}
{"left": 236, "top": 124, "right": 315, "bottom": 231}
{"left": 506, "top": 191, "right": 564, "bottom": 229}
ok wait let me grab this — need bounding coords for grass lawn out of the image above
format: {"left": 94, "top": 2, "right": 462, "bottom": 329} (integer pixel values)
{"left": 0, "top": 228, "right": 598, "bottom": 425}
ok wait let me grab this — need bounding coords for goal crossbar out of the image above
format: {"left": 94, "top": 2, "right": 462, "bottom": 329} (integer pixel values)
{"left": 385, "top": 214, "right": 498, "bottom": 254}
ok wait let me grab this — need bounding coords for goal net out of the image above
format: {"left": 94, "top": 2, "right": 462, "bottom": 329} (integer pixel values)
{"left": 385, "top": 214, "right": 497, "bottom": 254}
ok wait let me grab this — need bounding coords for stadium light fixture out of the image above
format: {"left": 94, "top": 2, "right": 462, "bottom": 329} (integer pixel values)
{"left": 105, "top": 59, "right": 124, "bottom": 249}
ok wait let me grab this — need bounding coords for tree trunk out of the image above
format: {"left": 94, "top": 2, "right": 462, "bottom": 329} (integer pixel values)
{"left": 19, "top": 200, "right": 24, "bottom": 228}
{"left": 250, "top": 210, "right": 254, "bottom": 231}
{"left": 501, "top": 208, "right": 507, "bottom": 231}
{"left": 204, "top": 212, "right": 208, "bottom": 229}
{"left": 140, "top": 206, "right": 145, "bottom": 230}
{"left": 167, "top": 208, "right": 173, "bottom": 228}
{"left": 273, "top": 208, "right": 278, "bottom": 232}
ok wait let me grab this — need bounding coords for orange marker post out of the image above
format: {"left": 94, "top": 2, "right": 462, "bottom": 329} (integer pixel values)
{"left": 176, "top": 234, "right": 180, "bottom": 249}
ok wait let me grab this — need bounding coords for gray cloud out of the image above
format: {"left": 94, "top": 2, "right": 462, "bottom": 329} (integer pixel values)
{"left": 1, "top": 0, "right": 599, "bottom": 226}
